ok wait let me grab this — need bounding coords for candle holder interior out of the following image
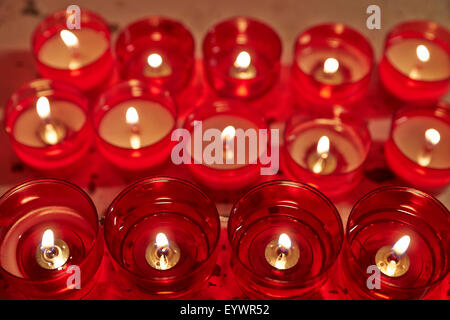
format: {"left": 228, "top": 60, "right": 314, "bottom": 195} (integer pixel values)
{"left": 104, "top": 177, "right": 220, "bottom": 298}
{"left": 228, "top": 180, "right": 344, "bottom": 299}
{"left": 292, "top": 23, "right": 374, "bottom": 107}
{"left": 0, "top": 179, "right": 102, "bottom": 299}
{"left": 203, "top": 17, "right": 282, "bottom": 99}
{"left": 4, "top": 78, "right": 92, "bottom": 171}
{"left": 32, "top": 9, "right": 114, "bottom": 91}
{"left": 379, "top": 20, "right": 450, "bottom": 102}
{"left": 342, "top": 186, "right": 449, "bottom": 300}
{"left": 115, "top": 17, "right": 195, "bottom": 94}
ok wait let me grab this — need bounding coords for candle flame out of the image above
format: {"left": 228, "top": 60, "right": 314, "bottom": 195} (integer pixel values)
{"left": 221, "top": 125, "right": 236, "bottom": 141}
{"left": 278, "top": 233, "right": 292, "bottom": 251}
{"left": 392, "top": 235, "right": 410, "bottom": 257}
{"left": 60, "top": 30, "right": 79, "bottom": 49}
{"left": 147, "top": 53, "right": 163, "bottom": 68}
{"left": 36, "top": 96, "right": 51, "bottom": 120}
{"left": 317, "top": 136, "right": 330, "bottom": 157}
{"left": 234, "top": 51, "right": 251, "bottom": 69}
{"left": 126, "top": 107, "right": 139, "bottom": 125}
{"left": 425, "top": 128, "right": 440, "bottom": 147}
{"left": 416, "top": 45, "right": 430, "bottom": 62}
{"left": 323, "top": 58, "right": 339, "bottom": 74}
{"left": 156, "top": 232, "right": 169, "bottom": 249}
{"left": 41, "top": 229, "right": 55, "bottom": 250}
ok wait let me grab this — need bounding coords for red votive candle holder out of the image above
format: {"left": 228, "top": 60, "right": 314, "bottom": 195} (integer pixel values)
{"left": 104, "top": 177, "right": 220, "bottom": 297}
{"left": 292, "top": 23, "right": 374, "bottom": 108}
{"left": 0, "top": 179, "right": 103, "bottom": 299}
{"left": 228, "top": 180, "right": 344, "bottom": 299}
{"left": 282, "top": 112, "right": 371, "bottom": 197}
{"left": 341, "top": 186, "right": 449, "bottom": 300}
{"left": 4, "top": 79, "right": 92, "bottom": 171}
{"left": 182, "top": 99, "right": 270, "bottom": 191}
{"left": 115, "top": 17, "right": 195, "bottom": 94}
{"left": 93, "top": 80, "right": 177, "bottom": 171}
{"left": 379, "top": 21, "right": 450, "bottom": 103}
{"left": 385, "top": 103, "right": 450, "bottom": 189}
{"left": 32, "top": 9, "right": 115, "bottom": 91}
{"left": 203, "top": 17, "right": 282, "bottom": 99}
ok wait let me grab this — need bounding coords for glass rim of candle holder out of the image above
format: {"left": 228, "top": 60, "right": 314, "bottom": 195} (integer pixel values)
{"left": 293, "top": 22, "right": 374, "bottom": 86}
{"left": 228, "top": 180, "right": 344, "bottom": 298}
{"left": 385, "top": 102, "right": 450, "bottom": 188}
{"left": 183, "top": 99, "right": 269, "bottom": 190}
{"left": 4, "top": 78, "right": 91, "bottom": 170}
{"left": 0, "top": 178, "right": 102, "bottom": 297}
{"left": 344, "top": 185, "right": 449, "bottom": 298}
{"left": 282, "top": 111, "right": 371, "bottom": 196}
{"left": 92, "top": 79, "right": 177, "bottom": 169}
{"left": 115, "top": 16, "right": 195, "bottom": 93}
{"left": 104, "top": 176, "right": 221, "bottom": 295}
{"left": 202, "top": 16, "right": 282, "bottom": 99}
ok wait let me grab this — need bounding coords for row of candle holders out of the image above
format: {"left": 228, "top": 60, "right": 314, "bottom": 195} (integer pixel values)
{"left": 0, "top": 177, "right": 448, "bottom": 300}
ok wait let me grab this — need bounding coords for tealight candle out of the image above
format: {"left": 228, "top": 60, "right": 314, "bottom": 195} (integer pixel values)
{"left": 4, "top": 79, "right": 92, "bottom": 170}
{"left": 32, "top": 9, "right": 114, "bottom": 91}
{"left": 379, "top": 21, "right": 450, "bottom": 102}
{"left": 104, "top": 177, "right": 220, "bottom": 297}
{"left": 203, "top": 17, "right": 282, "bottom": 99}
{"left": 183, "top": 100, "right": 269, "bottom": 190}
{"left": 93, "top": 80, "right": 177, "bottom": 171}
{"left": 385, "top": 103, "right": 450, "bottom": 188}
{"left": 282, "top": 112, "right": 371, "bottom": 197}
{"left": 115, "top": 17, "right": 195, "bottom": 94}
{"left": 292, "top": 23, "right": 374, "bottom": 108}
{"left": 228, "top": 180, "right": 344, "bottom": 299}
{"left": 0, "top": 179, "right": 103, "bottom": 299}
{"left": 341, "top": 186, "right": 449, "bottom": 300}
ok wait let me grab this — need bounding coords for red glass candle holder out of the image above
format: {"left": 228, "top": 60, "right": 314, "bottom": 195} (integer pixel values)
{"left": 104, "top": 177, "right": 220, "bottom": 298}
{"left": 292, "top": 23, "right": 374, "bottom": 108}
{"left": 379, "top": 21, "right": 450, "bottom": 102}
{"left": 93, "top": 80, "right": 177, "bottom": 171}
{"left": 32, "top": 9, "right": 115, "bottom": 91}
{"left": 385, "top": 103, "right": 450, "bottom": 189}
{"left": 341, "top": 186, "right": 449, "bottom": 300}
{"left": 202, "top": 17, "right": 282, "bottom": 99}
{"left": 228, "top": 180, "right": 344, "bottom": 299}
{"left": 4, "top": 79, "right": 92, "bottom": 171}
{"left": 282, "top": 112, "right": 371, "bottom": 198}
{"left": 115, "top": 17, "right": 195, "bottom": 94}
{"left": 0, "top": 179, "right": 103, "bottom": 299}
{"left": 182, "top": 99, "right": 270, "bottom": 191}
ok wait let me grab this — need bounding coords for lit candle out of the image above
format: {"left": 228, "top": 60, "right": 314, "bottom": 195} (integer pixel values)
{"left": 306, "top": 135, "right": 338, "bottom": 174}
{"left": 145, "top": 233, "right": 180, "bottom": 270}
{"left": 35, "top": 96, "right": 67, "bottom": 146}
{"left": 125, "top": 106, "right": 141, "bottom": 150}
{"left": 417, "top": 128, "right": 440, "bottom": 166}
{"left": 144, "top": 53, "right": 172, "bottom": 77}
{"left": 264, "top": 233, "right": 300, "bottom": 270}
{"left": 312, "top": 57, "right": 346, "bottom": 85}
{"left": 229, "top": 51, "right": 257, "bottom": 79}
{"left": 35, "top": 229, "right": 70, "bottom": 270}
{"left": 375, "top": 235, "right": 411, "bottom": 277}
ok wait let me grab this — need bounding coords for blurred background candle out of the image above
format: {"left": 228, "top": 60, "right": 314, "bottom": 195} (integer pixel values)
{"left": 379, "top": 20, "right": 450, "bottom": 102}
{"left": 282, "top": 112, "right": 371, "bottom": 198}
{"left": 341, "top": 186, "right": 449, "bottom": 300}
{"left": 93, "top": 80, "right": 177, "bottom": 171}
{"left": 203, "top": 17, "right": 282, "bottom": 99}
{"left": 292, "top": 23, "right": 374, "bottom": 108}
{"left": 228, "top": 181, "right": 344, "bottom": 299}
{"left": 4, "top": 79, "right": 91, "bottom": 171}
{"left": 116, "top": 17, "right": 195, "bottom": 94}
{"left": 184, "top": 100, "right": 269, "bottom": 191}
{"left": 104, "top": 177, "right": 220, "bottom": 298}
{"left": 0, "top": 179, "right": 103, "bottom": 299}
{"left": 385, "top": 103, "right": 450, "bottom": 188}
{"left": 32, "top": 9, "right": 114, "bottom": 91}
